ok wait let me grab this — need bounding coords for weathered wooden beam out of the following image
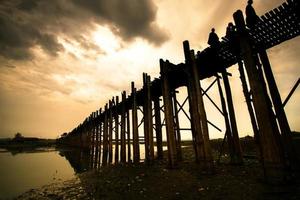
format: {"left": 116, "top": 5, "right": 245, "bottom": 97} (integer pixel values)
{"left": 216, "top": 76, "right": 235, "bottom": 163}
{"left": 127, "top": 109, "right": 131, "bottom": 163}
{"left": 131, "top": 82, "right": 140, "bottom": 164}
{"left": 102, "top": 104, "right": 109, "bottom": 166}
{"left": 259, "top": 49, "right": 298, "bottom": 169}
{"left": 183, "top": 41, "right": 214, "bottom": 171}
{"left": 108, "top": 100, "right": 113, "bottom": 164}
{"left": 147, "top": 75, "right": 155, "bottom": 164}
{"left": 221, "top": 71, "right": 243, "bottom": 164}
{"left": 153, "top": 96, "right": 163, "bottom": 159}
{"left": 121, "top": 91, "right": 127, "bottom": 163}
{"left": 94, "top": 110, "right": 100, "bottom": 169}
{"left": 160, "top": 59, "right": 177, "bottom": 168}
{"left": 97, "top": 109, "right": 103, "bottom": 168}
{"left": 114, "top": 97, "right": 119, "bottom": 164}
{"left": 172, "top": 90, "right": 182, "bottom": 161}
{"left": 234, "top": 10, "right": 285, "bottom": 183}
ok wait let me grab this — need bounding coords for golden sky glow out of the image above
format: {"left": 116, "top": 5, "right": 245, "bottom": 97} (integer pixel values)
{"left": 0, "top": 0, "right": 299, "bottom": 139}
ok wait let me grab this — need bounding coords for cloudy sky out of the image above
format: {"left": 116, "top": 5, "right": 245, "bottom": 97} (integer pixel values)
{"left": 0, "top": 0, "right": 299, "bottom": 139}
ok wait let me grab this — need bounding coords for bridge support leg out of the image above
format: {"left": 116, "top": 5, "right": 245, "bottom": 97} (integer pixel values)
{"left": 121, "top": 91, "right": 127, "bottom": 163}
{"left": 108, "top": 101, "right": 113, "bottom": 164}
{"left": 216, "top": 76, "right": 235, "bottom": 163}
{"left": 183, "top": 41, "right": 214, "bottom": 171}
{"left": 234, "top": 10, "right": 286, "bottom": 183}
{"left": 143, "top": 73, "right": 154, "bottom": 164}
{"left": 114, "top": 97, "right": 119, "bottom": 164}
{"left": 127, "top": 110, "right": 131, "bottom": 163}
{"left": 222, "top": 71, "right": 243, "bottom": 164}
{"left": 102, "top": 104, "right": 109, "bottom": 166}
{"left": 160, "top": 59, "right": 177, "bottom": 168}
{"left": 131, "top": 82, "right": 140, "bottom": 164}
{"left": 172, "top": 90, "right": 183, "bottom": 161}
{"left": 154, "top": 96, "right": 163, "bottom": 159}
{"left": 259, "top": 49, "right": 298, "bottom": 170}
{"left": 98, "top": 113, "right": 103, "bottom": 168}
{"left": 94, "top": 110, "right": 100, "bottom": 169}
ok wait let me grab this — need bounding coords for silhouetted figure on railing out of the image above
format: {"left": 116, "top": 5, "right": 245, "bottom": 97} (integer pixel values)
{"left": 208, "top": 28, "right": 220, "bottom": 48}
{"left": 246, "top": 0, "right": 260, "bottom": 28}
{"left": 226, "top": 22, "right": 235, "bottom": 40}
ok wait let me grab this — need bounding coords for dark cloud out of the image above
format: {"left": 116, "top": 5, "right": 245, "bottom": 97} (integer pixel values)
{"left": 0, "top": 0, "right": 168, "bottom": 61}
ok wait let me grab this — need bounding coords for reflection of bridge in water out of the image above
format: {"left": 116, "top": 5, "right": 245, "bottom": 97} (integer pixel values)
{"left": 59, "top": 0, "right": 300, "bottom": 183}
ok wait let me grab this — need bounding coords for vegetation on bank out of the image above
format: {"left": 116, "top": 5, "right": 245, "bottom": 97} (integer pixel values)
{"left": 0, "top": 133, "right": 56, "bottom": 150}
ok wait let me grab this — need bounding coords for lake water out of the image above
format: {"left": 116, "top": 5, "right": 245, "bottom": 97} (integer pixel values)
{"left": 0, "top": 145, "right": 159, "bottom": 199}
{"left": 0, "top": 148, "right": 76, "bottom": 199}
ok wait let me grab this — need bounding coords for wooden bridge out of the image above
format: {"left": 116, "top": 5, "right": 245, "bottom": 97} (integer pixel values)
{"left": 59, "top": 0, "right": 300, "bottom": 183}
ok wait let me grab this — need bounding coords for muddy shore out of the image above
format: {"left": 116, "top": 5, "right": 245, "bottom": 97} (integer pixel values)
{"left": 15, "top": 144, "right": 300, "bottom": 200}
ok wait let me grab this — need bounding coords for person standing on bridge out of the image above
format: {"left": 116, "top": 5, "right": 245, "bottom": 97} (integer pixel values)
{"left": 207, "top": 28, "right": 220, "bottom": 48}
{"left": 246, "top": 0, "right": 260, "bottom": 28}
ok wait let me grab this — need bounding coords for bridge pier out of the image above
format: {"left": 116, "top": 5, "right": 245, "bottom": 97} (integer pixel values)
{"left": 184, "top": 41, "right": 214, "bottom": 171}
{"left": 131, "top": 82, "right": 140, "bottom": 164}
{"left": 160, "top": 59, "right": 178, "bottom": 168}
{"left": 172, "top": 90, "right": 183, "bottom": 161}
{"left": 121, "top": 91, "right": 127, "bottom": 163}
{"left": 102, "top": 104, "right": 109, "bottom": 166}
{"left": 126, "top": 109, "right": 131, "bottom": 163}
{"left": 154, "top": 95, "right": 163, "bottom": 159}
{"left": 108, "top": 101, "right": 113, "bottom": 164}
{"left": 234, "top": 10, "right": 286, "bottom": 183}
{"left": 221, "top": 71, "right": 243, "bottom": 164}
{"left": 114, "top": 97, "right": 119, "bottom": 164}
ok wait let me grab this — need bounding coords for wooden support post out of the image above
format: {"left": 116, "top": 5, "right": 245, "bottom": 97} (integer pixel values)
{"left": 143, "top": 73, "right": 154, "bottom": 164}
{"left": 160, "top": 59, "right": 177, "bottom": 168}
{"left": 183, "top": 41, "right": 214, "bottom": 170}
{"left": 172, "top": 90, "right": 183, "bottom": 161}
{"left": 102, "top": 104, "right": 109, "bottom": 166}
{"left": 131, "top": 82, "right": 140, "bottom": 164}
{"left": 234, "top": 10, "right": 285, "bottom": 183}
{"left": 90, "top": 113, "right": 95, "bottom": 169}
{"left": 154, "top": 96, "right": 163, "bottom": 159}
{"left": 98, "top": 111, "right": 103, "bottom": 168}
{"left": 94, "top": 110, "right": 100, "bottom": 169}
{"left": 108, "top": 100, "right": 113, "bottom": 164}
{"left": 221, "top": 71, "right": 243, "bottom": 164}
{"left": 147, "top": 75, "right": 155, "bottom": 163}
{"left": 237, "top": 61, "right": 261, "bottom": 153}
{"left": 216, "top": 76, "right": 235, "bottom": 163}
{"left": 114, "top": 97, "right": 119, "bottom": 164}
{"left": 259, "top": 49, "right": 298, "bottom": 169}
{"left": 127, "top": 110, "right": 131, "bottom": 162}
{"left": 121, "top": 91, "right": 126, "bottom": 163}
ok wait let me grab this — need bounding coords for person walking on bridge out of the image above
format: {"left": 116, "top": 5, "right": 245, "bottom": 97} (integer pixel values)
{"left": 207, "top": 28, "right": 220, "bottom": 48}
{"left": 246, "top": 0, "right": 260, "bottom": 28}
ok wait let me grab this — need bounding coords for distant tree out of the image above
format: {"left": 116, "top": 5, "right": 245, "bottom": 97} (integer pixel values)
{"left": 14, "top": 132, "right": 23, "bottom": 139}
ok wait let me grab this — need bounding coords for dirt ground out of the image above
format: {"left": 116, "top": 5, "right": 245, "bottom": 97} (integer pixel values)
{"left": 16, "top": 143, "right": 300, "bottom": 200}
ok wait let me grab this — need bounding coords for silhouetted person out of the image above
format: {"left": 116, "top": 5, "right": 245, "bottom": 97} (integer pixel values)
{"left": 226, "top": 22, "right": 239, "bottom": 54}
{"left": 226, "top": 22, "right": 235, "bottom": 40}
{"left": 246, "top": 0, "right": 260, "bottom": 28}
{"left": 208, "top": 28, "right": 220, "bottom": 48}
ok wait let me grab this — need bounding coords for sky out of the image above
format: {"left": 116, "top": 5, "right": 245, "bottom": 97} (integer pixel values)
{"left": 0, "top": 0, "right": 299, "bottom": 139}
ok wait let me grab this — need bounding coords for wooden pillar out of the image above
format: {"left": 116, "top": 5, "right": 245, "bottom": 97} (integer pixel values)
{"left": 160, "top": 59, "right": 177, "bottom": 168}
{"left": 234, "top": 10, "right": 285, "bottom": 183}
{"left": 183, "top": 40, "right": 214, "bottom": 170}
{"left": 114, "top": 97, "right": 119, "bottom": 164}
{"left": 94, "top": 110, "right": 100, "bottom": 169}
{"left": 153, "top": 95, "right": 163, "bottom": 159}
{"left": 172, "top": 90, "right": 183, "bottom": 161}
{"left": 98, "top": 112, "right": 103, "bottom": 168}
{"left": 121, "top": 91, "right": 126, "bottom": 163}
{"left": 237, "top": 61, "right": 261, "bottom": 151}
{"left": 102, "top": 104, "right": 109, "bottom": 166}
{"left": 90, "top": 113, "right": 95, "bottom": 169}
{"left": 221, "top": 71, "right": 243, "bottom": 164}
{"left": 216, "top": 76, "right": 235, "bottom": 163}
{"left": 127, "top": 110, "right": 131, "bottom": 162}
{"left": 108, "top": 100, "right": 113, "bottom": 164}
{"left": 131, "top": 82, "right": 140, "bottom": 164}
{"left": 259, "top": 49, "right": 298, "bottom": 169}
{"left": 143, "top": 73, "right": 155, "bottom": 164}
{"left": 148, "top": 76, "right": 155, "bottom": 163}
